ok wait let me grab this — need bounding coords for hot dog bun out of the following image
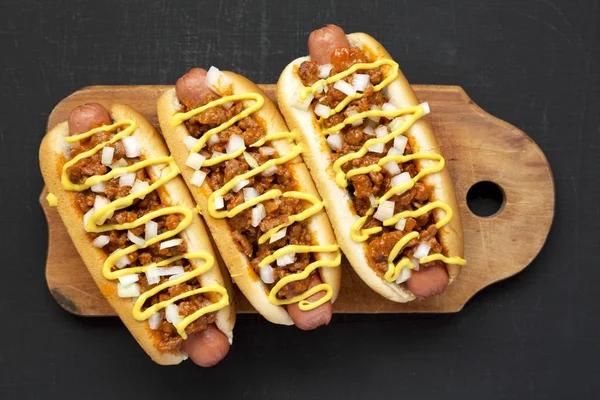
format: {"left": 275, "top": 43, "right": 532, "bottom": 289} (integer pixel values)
{"left": 39, "top": 104, "right": 235, "bottom": 364}
{"left": 277, "top": 32, "right": 464, "bottom": 303}
{"left": 157, "top": 72, "right": 341, "bottom": 325}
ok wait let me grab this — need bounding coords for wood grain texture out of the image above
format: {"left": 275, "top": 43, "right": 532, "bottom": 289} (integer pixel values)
{"left": 41, "top": 84, "right": 554, "bottom": 316}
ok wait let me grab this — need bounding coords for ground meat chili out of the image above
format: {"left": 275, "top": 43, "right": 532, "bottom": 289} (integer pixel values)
{"left": 67, "top": 128, "right": 215, "bottom": 352}
{"left": 297, "top": 46, "right": 444, "bottom": 278}
{"left": 180, "top": 96, "right": 317, "bottom": 299}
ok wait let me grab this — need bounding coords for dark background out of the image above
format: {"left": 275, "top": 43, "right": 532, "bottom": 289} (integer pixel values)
{"left": 1, "top": 0, "right": 599, "bottom": 398}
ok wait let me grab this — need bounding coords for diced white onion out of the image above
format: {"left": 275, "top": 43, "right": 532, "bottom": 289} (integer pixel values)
{"left": 269, "top": 227, "right": 287, "bottom": 244}
{"left": 367, "top": 142, "right": 385, "bottom": 153}
{"left": 389, "top": 117, "right": 404, "bottom": 133}
{"left": 262, "top": 166, "right": 278, "bottom": 177}
{"left": 260, "top": 265, "right": 275, "bottom": 284}
{"left": 115, "top": 255, "right": 131, "bottom": 269}
{"left": 391, "top": 172, "right": 412, "bottom": 193}
{"left": 206, "top": 66, "right": 233, "bottom": 95}
{"left": 168, "top": 273, "right": 186, "bottom": 282}
{"left": 326, "top": 133, "right": 343, "bottom": 151}
{"left": 232, "top": 179, "right": 249, "bottom": 192}
{"left": 243, "top": 152, "right": 259, "bottom": 168}
{"left": 277, "top": 253, "right": 296, "bottom": 267}
{"left": 93, "top": 235, "right": 110, "bottom": 248}
{"left": 259, "top": 146, "right": 275, "bottom": 156}
{"left": 314, "top": 103, "right": 331, "bottom": 118}
{"left": 117, "top": 282, "right": 140, "bottom": 298}
{"left": 352, "top": 73, "right": 370, "bottom": 92}
{"left": 375, "top": 125, "right": 388, "bottom": 138}
{"left": 411, "top": 257, "right": 420, "bottom": 271}
{"left": 207, "top": 133, "right": 220, "bottom": 146}
{"left": 214, "top": 196, "right": 224, "bottom": 209}
{"left": 165, "top": 304, "right": 183, "bottom": 325}
{"left": 131, "top": 180, "right": 149, "bottom": 199}
{"left": 122, "top": 136, "right": 141, "bottom": 158}
{"left": 110, "top": 158, "right": 128, "bottom": 170}
{"left": 382, "top": 102, "right": 397, "bottom": 112}
{"left": 414, "top": 243, "right": 432, "bottom": 259}
{"left": 118, "top": 274, "right": 139, "bottom": 286}
{"left": 368, "top": 105, "right": 381, "bottom": 123}
{"left": 383, "top": 162, "right": 401, "bottom": 176}
{"left": 393, "top": 135, "right": 408, "bottom": 154}
{"left": 211, "top": 151, "right": 224, "bottom": 159}
{"left": 318, "top": 64, "right": 333, "bottom": 79}
{"left": 148, "top": 312, "right": 162, "bottom": 330}
{"left": 419, "top": 102, "right": 431, "bottom": 115}
{"left": 127, "top": 230, "right": 145, "bottom": 246}
{"left": 183, "top": 136, "right": 198, "bottom": 151}
{"left": 223, "top": 101, "right": 234, "bottom": 109}
{"left": 388, "top": 147, "right": 403, "bottom": 156}
{"left": 396, "top": 267, "right": 412, "bottom": 284}
{"left": 94, "top": 195, "right": 109, "bottom": 210}
{"left": 373, "top": 201, "right": 395, "bottom": 222}
{"left": 291, "top": 91, "right": 313, "bottom": 111}
{"left": 226, "top": 134, "right": 245, "bottom": 154}
{"left": 243, "top": 187, "right": 259, "bottom": 201}
{"left": 145, "top": 221, "right": 158, "bottom": 241}
{"left": 363, "top": 126, "right": 375, "bottom": 136}
{"left": 333, "top": 80, "right": 356, "bottom": 96}
{"left": 251, "top": 203, "right": 266, "bottom": 227}
{"left": 146, "top": 266, "right": 185, "bottom": 283}
{"left": 185, "top": 152, "right": 206, "bottom": 170}
{"left": 395, "top": 218, "right": 407, "bottom": 231}
{"left": 190, "top": 170, "right": 207, "bottom": 187}
{"left": 369, "top": 194, "right": 377, "bottom": 208}
{"left": 346, "top": 110, "right": 364, "bottom": 127}
{"left": 119, "top": 172, "right": 136, "bottom": 187}
{"left": 159, "top": 238, "right": 183, "bottom": 250}
{"left": 91, "top": 182, "right": 105, "bottom": 193}
{"left": 83, "top": 207, "right": 95, "bottom": 231}
{"left": 101, "top": 146, "right": 115, "bottom": 166}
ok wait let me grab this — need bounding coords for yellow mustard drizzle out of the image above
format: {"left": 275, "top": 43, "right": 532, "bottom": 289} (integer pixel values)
{"left": 61, "top": 120, "right": 229, "bottom": 339}
{"left": 171, "top": 94, "right": 341, "bottom": 311}
{"left": 301, "top": 59, "right": 466, "bottom": 283}
{"left": 46, "top": 193, "right": 57, "bottom": 206}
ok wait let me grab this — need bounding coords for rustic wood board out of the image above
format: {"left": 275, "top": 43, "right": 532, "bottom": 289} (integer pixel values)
{"left": 40, "top": 84, "right": 554, "bottom": 316}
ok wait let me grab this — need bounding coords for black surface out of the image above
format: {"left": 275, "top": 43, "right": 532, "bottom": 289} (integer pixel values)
{"left": 1, "top": 0, "right": 599, "bottom": 398}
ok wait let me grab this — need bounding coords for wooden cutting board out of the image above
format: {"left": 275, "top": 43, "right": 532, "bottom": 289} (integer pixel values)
{"left": 40, "top": 84, "right": 554, "bottom": 316}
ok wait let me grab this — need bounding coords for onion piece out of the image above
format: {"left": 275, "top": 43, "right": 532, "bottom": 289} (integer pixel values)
{"left": 291, "top": 91, "right": 313, "bottom": 111}
{"left": 333, "top": 80, "right": 356, "bottom": 96}
{"left": 243, "top": 187, "right": 259, "bottom": 201}
{"left": 363, "top": 126, "right": 375, "bottom": 136}
{"left": 183, "top": 136, "right": 198, "bottom": 151}
{"left": 214, "top": 196, "right": 225, "bottom": 209}
{"left": 122, "top": 136, "right": 141, "bottom": 158}
{"left": 94, "top": 195, "right": 109, "bottom": 210}
{"left": 388, "top": 147, "right": 403, "bottom": 156}
{"left": 115, "top": 255, "right": 131, "bottom": 269}
{"left": 145, "top": 221, "right": 158, "bottom": 241}
{"left": 419, "top": 102, "right": 431, "bottom": 115}
{"left": 346, "top": 110, "right": 364, "bottom": 127}
{"left": 259, "top": 146, "right": 275, "bottom": 156}
{"left": 368, "top": 105, "right": 381, "bottom": 123}
{"left": 326, "top": 133, "right": 343, "bottom": 151}
{"left": 118, "top": 273, "right": 139, "bottom": 286}
{"left": 262, "top": 166, "right": 278, "bottom": 177}
{"left": 414, "top": 243, "right": 432, "bottom": 259}
{"left": 396, "top": 267, "right": 412, "bottom": 284}
{"left": 211, "top": 151, "right": 224, "bottom": 159}
{"left": 117, "top": 282, "right": 140, "bottom": 298}
{"left": 165, "top": 304, "right": 183, "bottom": 325}
{"left": 168, "top": 273, "right": 186, "bottom": 282}
{"left": 131, "top": 180, "right": 149, "bottom": 199}
{"left": 251, "top": 203, "right": 266, "bottom": 227}
{"left": 352, "top": 73, "right": 370, "bottom": 92}
{"left": 411, "top": 257, "right": 420, "bottom": 271}
{"left": 260, "top": 264, "right": 275, "bottom": 284}
{"left": 159, "top": 238, "right": 183, "bottom": 250}
{"left": 367, "top": 142, "right": 385, "bottom": 153}
{"left": 83, "top": 207, "right": 95, "bottom": 231}
{"left": 185, "top": 152, "right": 206, "bottom": 170}
{"left": 226, "top": 135, "right": 245, "bottom": 155}
{"left": 93, "top": 235, "right": 110, "bottom": 248}
{"left": 276, "top": 253, "right": 296, "bottom": 267}
{"left": 119, "top": 172, "right": 136, "bottom": 187}
{"left": 383, "top": 162, "right": 401, "bottom": 176}
{"left": 393, "top": 135, "right": 408, "bottom": 154}
{"left": 207, "top": 133, "right": 220, "bottom": 146}
{"left": 318, "top": 64, "right": 333, "bottom": 79}
{"left": 395, "top": 218, "right": 407, "bottom": 231}
{"left": 205, "top": 66, "right": 233, "bottom": 95}
{"left": 314, "top": 103, "right": 331, "bottom": 118}
{"left": 391, "top": 172, "right": 412, "bottom": 193}
{"left": 382, "top": 102, "right": 397, "bottom": 112}
{"left": 190, "top": 170, "right": 207, "bottom": 187}
{"left": 373, "top": 201, "right": 395, "bottom": 222}
{"left": 369, "top": 194, "right": 377, "bottom": 208}
{"left": 127, "top": 230, "right": 145, "bottom": 246}
{"left": 232, "top": 179, "right": 249, "bottom": 192}
{"left": 110, "top": 158, "right": 128, "bottom": 170}
{"left": 101, "top": 146, "right": 115, "bottom": 166}
{"left": 375, "top": 125, "right": 388, "bottom": 138}
{"left": 243, "top": 152, "right": 259, "bottom": 168}
{"left": 389, "top": 116, "right": 405, "bottom": 132}
{"left": 91, "top": 182, "right": 106, "bottom": 193}
{"left": 269, "top": 227, "right": 287, "bottom": 244}
{"left": 148, "top": 312, "right": 162, "bottom": 330}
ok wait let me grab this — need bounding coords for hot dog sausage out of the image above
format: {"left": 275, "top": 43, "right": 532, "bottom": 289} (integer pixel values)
{"left": 68, "top": 103, "right": 112, "bottom": 145}
{"left": 286, "top": 274, "right": 333, "bottom": 330}
{"left": 182, "top": 324, "right": 231, "bottom": 367}
{"left": 406, "top": 261, "right": 449, "bottom": 300}
{"left": 308, "top": 24, "right": 349, "bottom": 65}
{"left": 175, "top": 68, "right": 218, "bottom": 108}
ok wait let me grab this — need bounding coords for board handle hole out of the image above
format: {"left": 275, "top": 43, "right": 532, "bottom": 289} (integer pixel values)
{"left": 466, "top": 181, "right": 505, "bottom": 217}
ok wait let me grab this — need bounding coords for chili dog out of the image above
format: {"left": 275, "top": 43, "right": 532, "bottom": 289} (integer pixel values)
{"left": 277, "top": 25, "right": 466, "bottom": 302}
{"left": 40, "top": 103, "right": 235, "bottom": 365}
{"left": 157, "top": 67, "right": 341, "bottom": 329}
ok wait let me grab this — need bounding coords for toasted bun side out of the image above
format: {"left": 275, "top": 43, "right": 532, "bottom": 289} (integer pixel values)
{"left": 39, "top": 105, "right": 233, "bottom": 365}
{"left": 157, "top": 72, "right": 341, "bottom": 323}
